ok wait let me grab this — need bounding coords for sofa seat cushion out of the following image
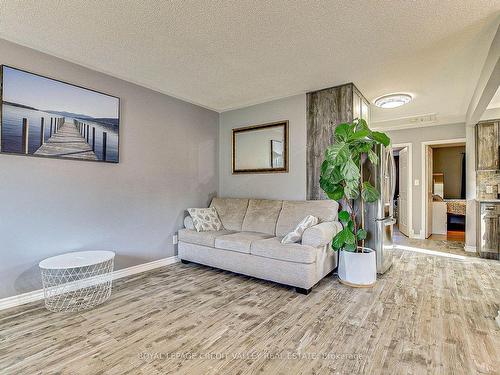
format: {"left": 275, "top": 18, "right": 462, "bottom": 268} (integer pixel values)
{"left": 241, "top": 199, "right": 283, "bottom": 235}
{"left": 215, "top": 232, "right": 272, "bottom": 254}
{"left": 178, "top": 229, "right": 235, "bottom": 247}
{"left": 251, "top": 237, "right": 318, "bottom": 264}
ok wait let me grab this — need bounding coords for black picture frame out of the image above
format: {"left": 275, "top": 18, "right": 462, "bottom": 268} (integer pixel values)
{"left": 0, "top": 65, "right": 120, "bottom": 163}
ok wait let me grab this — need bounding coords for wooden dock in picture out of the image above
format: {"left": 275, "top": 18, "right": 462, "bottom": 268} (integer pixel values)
{"left": 35, "top": 120, "right": 98, "bottom": 160}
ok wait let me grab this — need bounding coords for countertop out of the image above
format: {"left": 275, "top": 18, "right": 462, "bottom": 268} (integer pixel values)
{"left": 476, "top": 199, "right": 500, "bottom": 203}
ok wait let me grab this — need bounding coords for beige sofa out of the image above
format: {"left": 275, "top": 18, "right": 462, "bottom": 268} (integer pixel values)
{"left": 178, "top": 198, "right": 342, "bottom": 294}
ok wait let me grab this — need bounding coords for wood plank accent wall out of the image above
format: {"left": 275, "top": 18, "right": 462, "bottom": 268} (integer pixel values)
{"left": 306, "top": 83, "right": 354, "bottom": 200}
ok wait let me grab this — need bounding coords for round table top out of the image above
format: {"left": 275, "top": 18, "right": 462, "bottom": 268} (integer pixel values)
{"left": 39, "top": 251, "right": 115, "bottom": 269}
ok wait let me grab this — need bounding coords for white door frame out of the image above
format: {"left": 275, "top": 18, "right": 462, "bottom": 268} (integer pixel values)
{"left": 393, "top": 143, "right": 413, "bottom": 237}
{"left": 420, "top": 138, "right": 466, "bottom": 239}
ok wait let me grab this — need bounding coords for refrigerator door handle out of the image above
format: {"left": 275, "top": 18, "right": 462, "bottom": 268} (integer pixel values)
{"left": 390, "top": 150, "right": 397, "bottom": 202}
{"left": 378, "top": 217, "right": 396, "bottom": 225}
{"left": 384, "top": 218, "right": 396, "bottom": 226}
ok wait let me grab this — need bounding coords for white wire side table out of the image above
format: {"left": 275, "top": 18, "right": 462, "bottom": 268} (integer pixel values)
{"left": 39, "top": 251, "right": 115, "bottom": 312}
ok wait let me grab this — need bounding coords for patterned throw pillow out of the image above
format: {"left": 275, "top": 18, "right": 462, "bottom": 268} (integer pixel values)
{"left": 187, "top": 208, "right": 223, "bottom": 232}
{"left": 281, "top": 215, "right": 319, "bottom": 244}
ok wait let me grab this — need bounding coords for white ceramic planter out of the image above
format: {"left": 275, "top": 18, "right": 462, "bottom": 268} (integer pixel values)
{"left": 338, "top": 247, "right": 377, "bottom": 287}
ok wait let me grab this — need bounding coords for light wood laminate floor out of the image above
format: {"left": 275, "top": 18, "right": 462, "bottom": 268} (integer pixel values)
{"left": 0, "top": 248, "right": 498, "bottom": 375}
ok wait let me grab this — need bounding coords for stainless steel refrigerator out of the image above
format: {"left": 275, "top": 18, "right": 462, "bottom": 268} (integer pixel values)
{"left": 358, "top": 143, "right": 396, "bottom": 274}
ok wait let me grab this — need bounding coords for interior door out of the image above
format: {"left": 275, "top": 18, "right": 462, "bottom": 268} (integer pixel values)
{"left": 398, "top": 147, "right": 409, "bottom": 236}
{"left": 426, "top": 146, "right": 433, "bottom": 238}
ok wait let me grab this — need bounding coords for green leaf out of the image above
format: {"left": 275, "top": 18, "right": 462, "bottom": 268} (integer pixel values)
{"left": 319, "top": 176, "right": 344, "bottom": 201}
{"left": 325, "top": 186, "right": 344, "bottom": 201}
{"left": 344, "top": 228, "right": 356, "bottom": 245}
{"left": 356, "top": 118, "right": 369, "bottom": 132}
{"left": 320, "top": 160, "right": 333, "bottom": 176}
{"left": 354, "top": 142, "right": 373, "bottom": 154}
{"left": 369, "top": 131, "right": 390, "bottom": 147}
{"left": 368, "top": 149, "right": 378, "bottom": 164}
{"left": 338, "top": 210, "right": 350, "bottom": 223}
{"left": 361, "top": 181, "right": 380, "bottom": 203}
{"left": 325, "top": 143, "right": 349, "bottom": 164}
{"left": 341, "top": 159, "right": 360, "bottom": 181}
{"left": 319, "top": 175, "right": 335, "bottom": 193}
{"left": 344, "top": 180, "right": 360, "bottom": 200}
{"left": 357, "top": 228, "right": 367, "bottom": 240}
{"left": 347, "top": 220, "right": 354, "bottom": 231}
{"left": 350, "top": 128, "right": 370, "bottom": 141}
{"left": 334, "top": 123, "right": 354, "bottom": 142}
{"left": 333, "top": 166, "right": 344, "bottom": 183}
{"left": 343, "top": 243, "right": 357, "bottom": 252}
{"left": 332, "top": 229, "right": 347, "bottom": 249}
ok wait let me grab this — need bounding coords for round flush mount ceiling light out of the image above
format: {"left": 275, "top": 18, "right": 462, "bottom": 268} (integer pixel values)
{"left": 374, "top": 93, "right": 413, "bottom": 109}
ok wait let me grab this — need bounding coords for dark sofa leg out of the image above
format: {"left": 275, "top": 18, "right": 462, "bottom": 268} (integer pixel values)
{"left": 181, "top": 259, "right": 190, "bottom": 264}
{"left": 295, "top": 287, "right": 311, "bottom": 295}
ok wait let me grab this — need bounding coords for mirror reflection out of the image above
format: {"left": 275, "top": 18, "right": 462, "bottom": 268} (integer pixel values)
{"left": 232, "top": 121, "right": 288, "bottom": 173}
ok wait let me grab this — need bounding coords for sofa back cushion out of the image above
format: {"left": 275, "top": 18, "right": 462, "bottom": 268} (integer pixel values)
{"left": 275, "top": 200, "right": 339, "bottom": 237}
{"left": 241, "top": 199, "right": 283, "bottom": 235}
{"left": 210, "top": 198, "right": 249, "bottom": 231}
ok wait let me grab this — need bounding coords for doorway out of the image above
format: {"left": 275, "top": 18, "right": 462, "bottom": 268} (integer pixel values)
{"left": 392, "top": 143, "right": 412, "bottom": 238}
{"left": 422, "top": 139, "right": 466, "bottom": 242}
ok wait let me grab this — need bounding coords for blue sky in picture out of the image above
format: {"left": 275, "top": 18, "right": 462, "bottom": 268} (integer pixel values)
{"left": 2, "top": 66, "right": 119, "bottom": 119}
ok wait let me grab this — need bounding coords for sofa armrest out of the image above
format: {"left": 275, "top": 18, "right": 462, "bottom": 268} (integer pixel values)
{"left": 302, "top": 221, "right": 343, "bottom": 248}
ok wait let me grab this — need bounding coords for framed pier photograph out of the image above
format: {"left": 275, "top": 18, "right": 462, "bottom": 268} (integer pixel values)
{"left": 0, "top": 65, "right": 120, "bottom": 163}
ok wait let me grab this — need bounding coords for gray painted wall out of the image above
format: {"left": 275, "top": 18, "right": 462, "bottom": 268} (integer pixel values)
{"left": 387, "top": 123, "right": 466, "bottom": 236}
{"left": 219, "top": 95, "right": 307, "bottom": 200}
{"left": 219, "top": 95, "right": 467, "bottom": 238}
{"left": 0, "top": 39, "right": 219, "bottom": 298}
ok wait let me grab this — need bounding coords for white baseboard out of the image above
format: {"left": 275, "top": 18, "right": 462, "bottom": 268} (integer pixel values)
{"left": 464, "top": 245, "right": 477, "bottom": 253}
{"left": 110, "top": 256, "right": 179, "bottom": 280}
{"left": 0, "top": 256, "right": 179, "bottom": 311}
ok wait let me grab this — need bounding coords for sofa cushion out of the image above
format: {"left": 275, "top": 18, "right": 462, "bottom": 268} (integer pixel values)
{"left": 178, "top": 229, "right": 234, "bottom": 247}
{"left": 215, "top": 232, "right": 272, "bottom": 254}
{"left": 187, "top": 207, "right": 223, "bottom": 232}
{"left": 276, "top": 200, "right": 339, "bottom": 237}
{"left": 241, "top": 199, "right": 283, "bottom": 235}
{"left": 210, "top": 198, "right": 249, "bottom": 231}
{"left": 281, "top": 215, "right": 319, "bottom": 244}
{"left": 302, "top": 221, "right": 343, "bottom": 248}
{"left": 251, "top": 237, "right": 318, "bottom": 264}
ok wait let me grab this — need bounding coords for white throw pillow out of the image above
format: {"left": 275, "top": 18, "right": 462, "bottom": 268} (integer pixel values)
{"left": 281, "top": 215, "right": 319, "bottom": 244}
{"left": 187, "top": 207, "right": 223, "bottom": 232}
{"left": 184, "top": 215, "right": 195, "bottom": 230}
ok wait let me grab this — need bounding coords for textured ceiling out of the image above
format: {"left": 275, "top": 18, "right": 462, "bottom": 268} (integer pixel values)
{"left": 0, "top": 1, "right": 499, "bottom": 128}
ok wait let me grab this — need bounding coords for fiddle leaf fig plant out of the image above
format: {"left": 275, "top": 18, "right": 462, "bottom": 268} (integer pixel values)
{"left": 320, "top": 118, "right": 390, "bottom": 252}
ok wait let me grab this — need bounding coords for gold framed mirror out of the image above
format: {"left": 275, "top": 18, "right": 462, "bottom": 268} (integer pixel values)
{"left": 232, "top": 120, "right": 289, "bottom": 174}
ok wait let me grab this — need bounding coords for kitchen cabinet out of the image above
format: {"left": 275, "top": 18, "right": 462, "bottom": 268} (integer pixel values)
{"left": 476, "top": 121, "right": 499, "bottom": 171}
{"left": 477, "top": 202, "right": 500, "bottom": 260}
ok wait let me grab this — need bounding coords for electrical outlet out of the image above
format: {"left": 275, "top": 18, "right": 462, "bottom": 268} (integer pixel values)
{"left": 414, "top": 179, "right": 420, "bottom": 186}
{"left": 486, "top": 185, "right": 494, "bottom": 194}
{"left": 172, "top": 234, "right": 178, "bottom": 245}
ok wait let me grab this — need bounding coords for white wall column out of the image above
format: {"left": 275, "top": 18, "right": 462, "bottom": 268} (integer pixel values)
{"left": 465, "top": 125, "right": 476, "bottom": 251}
